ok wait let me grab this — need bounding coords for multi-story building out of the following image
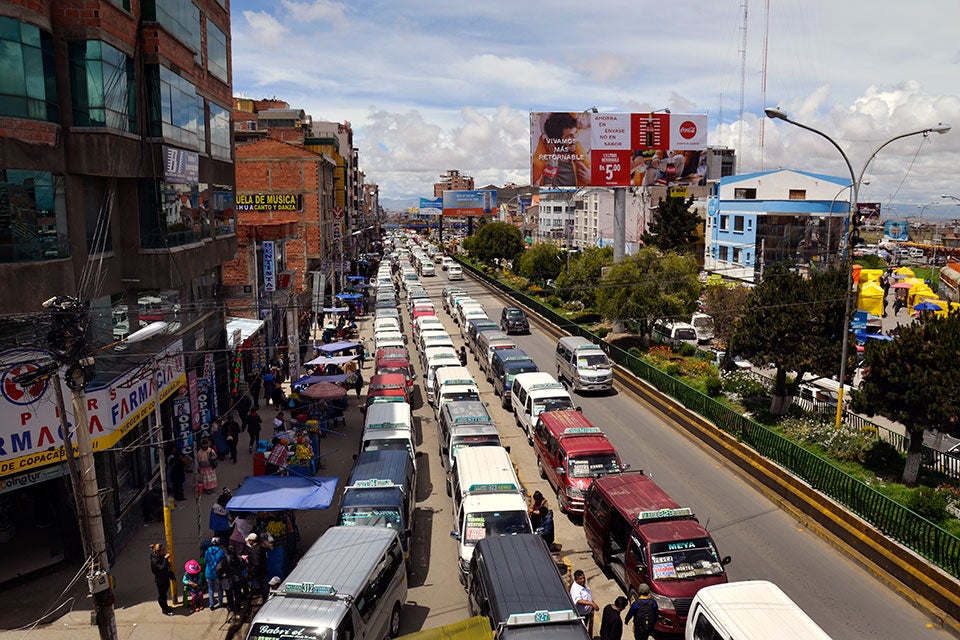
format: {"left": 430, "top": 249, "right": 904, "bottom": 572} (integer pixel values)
{"left": 0, "top": 0, "right": 235, "bottom": 583}
{"left": 434, "top": 169, "right": 474, "bottom": 197}
{"left": 705, "top": 169, "right": 849, "bottom": 282}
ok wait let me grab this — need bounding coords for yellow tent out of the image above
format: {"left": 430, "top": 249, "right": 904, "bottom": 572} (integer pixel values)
{"left": 395, "top": 617, "right": 491, "bottom": 640}
{"left": 858, "top": 268, "right": 883, "bottom": 284}
{"left": 894, "top": 266, "right": 915, "bottom": 277}
{"left": 935, "top": 301, "right": 960, "bottom": 317}
{"left": 857, "top": 280, "right": 885, "bottom": 317}
{"left": 908, "top": 287, "right": 937, "bottom": 308}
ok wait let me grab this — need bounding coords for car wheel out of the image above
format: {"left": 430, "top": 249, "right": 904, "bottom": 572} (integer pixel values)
{"left": 501, "top": 395, "right": 509, "bottom": 409}
{"left": 389, "top": 602, "right": 402, "bottom": 638}
{"left": 556, "top": 488, "right": 566, "bottom": 514}
{"left": 537, "top": 458, "right": 546, "bottom": 479}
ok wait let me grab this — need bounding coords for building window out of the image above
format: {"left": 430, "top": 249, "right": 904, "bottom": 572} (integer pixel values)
{"left": 734, "top": 188, "right": 756, "bottom": 199}
{"left": 142, "top": 0, "right": 201, "bottom": 55}
{"left": 68, "top": 40, "right": 137, "bottom": 132}
{"left": 718, "top": 245, "right": 729, "bottom": 261}
{"left": 204, "top": 184, "right": 234, "bottom": 236}
{"left": 733, "top": 247, "right": 742, "bottom": 263}
{"left": 83, "top": 177, "right": 113, "bottom": 254}
{"left": 733, "top": 215, "right": 744, "bottom": 232}
{"left": 719, "top": 214, "right": 729, "bottom": 231}
{"left": 139, "top": 178, "right": 206, "bottom": 248}
{"left": 108, "top": 0, "right": 131, "bottom": 11}
{"left": 789, "top": 189, "right": 806, "bottom": 200}
{"left": 209, "top": 102, "right": 231, "bottom": 160}
{"left": 0, "top": 170, "right": 68, "bottom": 262}
{"left": 748, "top": 219, "right": 753, "bottom": 230}
{"left": 207, "top": 22, "right": 228, "bottom": 83}
{"left": 746, "top": 251, "right": 751, "bottom": 263}
{"left": 146, "top": 65, "right": 201, "bottom": 149}
{"left": 0, "top": 18, "right": 58, "bottom": 122}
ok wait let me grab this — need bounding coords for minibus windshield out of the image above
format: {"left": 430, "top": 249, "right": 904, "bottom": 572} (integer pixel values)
{"left": 648, "top": 537, "right": 725, "bottom": 580}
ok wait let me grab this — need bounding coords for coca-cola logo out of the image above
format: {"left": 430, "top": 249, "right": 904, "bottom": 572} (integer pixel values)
{"left": 679, "top": 121, "right": 698, "bottom": 139}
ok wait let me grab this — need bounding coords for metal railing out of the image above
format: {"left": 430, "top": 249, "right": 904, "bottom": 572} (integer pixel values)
{"left": 458, "top": 258, "right": 960, "bottom": 580}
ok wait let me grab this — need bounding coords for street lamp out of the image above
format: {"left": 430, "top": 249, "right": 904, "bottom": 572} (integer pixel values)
{"left": 763, "top": 107, "right": 951, "bottom": 428}
{"left": 942, "top": 194, "right": 960, "bottom": 203}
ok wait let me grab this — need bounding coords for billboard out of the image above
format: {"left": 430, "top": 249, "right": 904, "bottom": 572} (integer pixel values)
{"left": 442, "top": 190, "right": 497, "bottom": 217}
{"left": 530, "top": 111, "right": 708, "bottom": 187}
{"left": 236, "top": 193, "right": 302, "bottom": 212}
{"left": 419, "top": 197, "right": 442, "bottom": 216}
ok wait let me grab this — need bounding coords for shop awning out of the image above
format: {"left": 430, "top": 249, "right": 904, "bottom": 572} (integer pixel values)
{"left": 318, "top": 341, "right": 360, "bottom": 353}
{"left": 304, "top": 354, "right": 359, "bottom": 366}
{"left": 226, "top": 317, "right": 266, "bottom": 348}
{"left": 226, "top": 475, "right": 339, "bottom": 511}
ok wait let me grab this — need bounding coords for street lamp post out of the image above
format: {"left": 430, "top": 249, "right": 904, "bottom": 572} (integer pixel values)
{"left": 763, "top": 108, "right": 951, "bottom": 428}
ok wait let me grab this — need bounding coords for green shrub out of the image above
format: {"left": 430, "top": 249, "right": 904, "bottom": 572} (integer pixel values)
{"left": 722, "top": 372, "right": 768, "bottom": 399}
{"left": 863, "top": 441, "right": 903, "bottom": 479}
{"left": 665, "top": 363, "right": 681, "bottom": 376}
{"left": 594, "top": 327, "right": 609, "bottom": 338}
{"left": 546, "top": 296, "right": 561, "bottom": 308}
{"left": 907, "top": 486, "right": 949, "bottom": 522}
{"left": 628, "top": 347, "right": 644, "bottom": 358}
{"left": 679, "top": 343, "right": 697, "bottom": 357}
{"left": 704, "top": 376, "right": 722, "bottom": 397}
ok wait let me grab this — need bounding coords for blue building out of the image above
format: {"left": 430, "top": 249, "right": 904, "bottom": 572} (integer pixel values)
{"left": 705, "top": 169, "right": 851, "bottom": 282}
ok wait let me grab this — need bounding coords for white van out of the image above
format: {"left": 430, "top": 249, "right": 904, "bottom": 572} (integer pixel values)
{"left": 423, "top": 346, "right": 461, "bottom": 404}
{"left": 690, "top": 312, "right": 715, "bottom": 345}
{"left": 686, "top": 580, "right": 833, "bottom": 640}
{"left": 246, "top": 526, "right": 407, "bottom": 640}
{"left": 448, "top": 264, "right": 464, "bottom": 280}
{"left": 433, "top": 366, "right": 480, "bottom": 417}
{"left": 449, "top": 446, "right": 532, "bottom": 583}
{"left": 510, "top": 372, "right": 576, "bottom": 442}
{"left": 361, "top": 402, "right": 417, "bottom": 469}
{"left": 652, "top": 320, "right": 699, "bottom": 349}
{"left": 420, "top": 261, "right": 436, "bottom": 277}
{"left": 555, "top": 336, "right": 613, "bottom": 393}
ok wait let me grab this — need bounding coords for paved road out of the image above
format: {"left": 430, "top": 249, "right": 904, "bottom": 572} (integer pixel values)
{"left": 411, "top": 265, "right": 957, "bottom": 640}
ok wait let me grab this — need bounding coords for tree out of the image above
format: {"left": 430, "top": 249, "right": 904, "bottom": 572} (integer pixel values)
{"left": 641, "top": 194, "right": 700, "bottom": 253}
{"left": 701, "top": 282, "right": 751, "bottom": 352}
{"left": 555, "top": 246, "right": 613, "bottom": 307}
{"left": 595, "top": 248, "right": 700, "bottom": 339}
{"left": 462, "top": 222, "right": 524, "bottom": 267}
{"left": 851, "top": 311, "right": 960, "bottom": 486}
{"left": 731, "top": 263, "right": 848, "bottom": 414}
{"left": 516, "top": 242, "right": 563, "bottom": 284}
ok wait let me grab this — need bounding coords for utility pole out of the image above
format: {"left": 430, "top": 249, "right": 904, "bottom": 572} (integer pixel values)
{"left": 150, "top": 358, "right": 178, "bottom": 603}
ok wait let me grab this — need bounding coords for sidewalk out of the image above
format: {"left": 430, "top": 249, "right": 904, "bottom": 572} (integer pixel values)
{"left": 0, "top": 316, "right": 372, "bottom": 640}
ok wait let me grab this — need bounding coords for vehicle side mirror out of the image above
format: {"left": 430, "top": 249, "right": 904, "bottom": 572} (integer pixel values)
{"left": 576, "top": 406, "right": 582, "bottom": 412}
{"left": 352, "top": 454, "right": 357, "bottom": 460}
{"left": 622, "top": 463, "right": 631, "bottom": 471}
{"left": 721, "top": 555, "right": 732, "bottom": 565}
{"left": 450, "top": 530, "right": 461, "bottom": 541}
{"left": 556, "top": 467, "right": 565, "bottom": 476}
{"left": 404, "top": 529, "right": 412, "bottom": 539}
{"left": 504, "top": 446, "right": 511, "bottom": 454}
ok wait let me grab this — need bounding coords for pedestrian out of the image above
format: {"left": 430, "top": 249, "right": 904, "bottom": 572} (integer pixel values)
{"left": 624, "top": 583, "right": 659, "bottom": 640}
{"left": 265, "top": 437, "right": 289, "bottom": 476}
{"left": 182, "top": 559, "right": 206, "bottom": 612}
{"left": 248, "top": 372, "right": 262, "bottom": 410}
{"left": 246, "top": 408, "right": 262, "bottom": 452}
{"left": 263, "top": 368, "right": 276, "bottom": 407}
{"left": 354, "top": 369, "right": 363, "bottom": 398}
{"left": 221, "top": 544, "right": 247, "bottom": 616}
{"left": 570, "top": 570, "right": 600, "bottom": 637}
{"left": 529, "top": 491, "right": 548, "bottom": 530}
{"left": 149, "top": 543, "right": 177, "bottom": 615}
{"left": 237, "top": 392, "right": 252, "bottom": 425}
{"left": 166, "top": 445, "right": 186, "bottom": 501}
{"left": 358, "top": 341, "right": 367, "bottom": 369}
{"left": 195, "top": 439, "right": 218, "bottom": 494}
{"left": 893, "top": 297, "right": 904, "bottom": 316}
{"left": 535, "top": 506, "right": 555, "bottom": 549}
{"left": 458, "top": 345, "right": 468, "bottom": 366}
{"left": 273, "top": 411, "right": 288, "bottom": 438}
{"left": 600, "top": 596, "right": 629, "bottom": 640}
{"left": 245, "top": 532, "right": 269, "bottom": 604}
{"left": 209, "top": 490, "right": 232, "bottom": 541}
{"left": 222, "top": 412, "right": 242, "bottom": 463}
{"left": 343, "top": 358, "right": 358, "bottom": 376}
{"left": 204, "top": 537, "right": 227, "bottom": 610}
{"left": 271, "top": 379, "right": 286, "bottom": 409}
{"left": 212, "top": 418, "right": 230, "bottom": 461}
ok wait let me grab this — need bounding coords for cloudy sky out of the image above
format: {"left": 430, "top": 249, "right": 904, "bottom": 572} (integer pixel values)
{"left": 230, "top": 0, "right": 960, "bottom": 219}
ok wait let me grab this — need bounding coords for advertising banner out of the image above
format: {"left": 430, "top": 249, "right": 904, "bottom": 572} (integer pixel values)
{"left": 0, "top": 340, "right": 186, "bottom": 477}
{"left": 173, "top": 386, "right": 193, "bottom": 453}
{"left": 419, "top": 197, "right": 442, "bottom": 216}
{"left": 531, "top": 111, "right": 708, "bottom": 188}
{"left": 263, "top": 240, "right": 276, "bottom": 292}
{"left": 236, "top": 193, "right": 302, "bottom": 212}
{"left": 163, "top": 145, "right": 199, "bottom": 184}
{"left": 442, "top": 190, "right": 498, "bottom": 217}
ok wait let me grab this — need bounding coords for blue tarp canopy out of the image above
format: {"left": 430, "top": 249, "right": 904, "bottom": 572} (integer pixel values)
{"left": 293, "top": 373, "right": 354, "bottom": 386}
{"left": 347, "top": 276, "right": 366, "bottom": 282}
{"left": 856, "top": 331, "right": 894, "bottom": 342}
{"left": 318, "top": 341, "right": 360, "bottom": 353}
{"left": 335, "top": 293, "right": 364, "bottom": 300}
{"left": 226, "top": 475, "right": 339, "bottom": 511}
{"left": 304, "top": 354, "right": 359, "bottom": 366}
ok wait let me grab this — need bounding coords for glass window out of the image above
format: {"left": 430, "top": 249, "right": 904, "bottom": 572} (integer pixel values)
{"left": 142, "top": 0, "right": 200, "bottom": 55}
{"left": 0, "top": 18, "right": 58, "bottom": 121}
{"left": 719, "top": 215, "right": 729, "bottom": 231}
{"left": 718, "top": 245, "right": 729, "bottom": 261}
{"left": 139, "top": 178, "right": 205, "bottom": 248}
{"left": 202, "top": 183, "right": 234, "bottom": 236}
{"left": 209, "top": 102, "right": 231, "bottom": 160}
{"left": 733, "top": 247, "right": 741, "bottom": 263}
{"left": 68, "top": 40, "right": 137, "bottom": 132}
{"left": 733, "top": 215, "right": 744, "bottom": 232}
{"left": 0, "top": 170, "right": 69, "bottom": 262}
{"left": 146, "top": 65, "right": 201, "bottom": 149}
{"left": 207, "top": 22, "right": 228, "bottom": 82}
{"left": 83, "top": 177, "right": 114, "bottom": 254}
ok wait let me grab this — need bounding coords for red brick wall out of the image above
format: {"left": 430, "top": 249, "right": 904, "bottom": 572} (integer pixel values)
{"left": 0, "top": 117, "right": 60, "bottom": 146}
{"left": 51, "top": 1, "right": 139, "bottom": 48}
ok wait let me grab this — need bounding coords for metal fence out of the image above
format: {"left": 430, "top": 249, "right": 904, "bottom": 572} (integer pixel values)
{"left": 458, "top": 258, "right": 960, "bottom": 580}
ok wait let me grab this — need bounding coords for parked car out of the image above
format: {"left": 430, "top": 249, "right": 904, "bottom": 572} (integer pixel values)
{"left": 499, "top": 307, "right": 529, "bottom": 334}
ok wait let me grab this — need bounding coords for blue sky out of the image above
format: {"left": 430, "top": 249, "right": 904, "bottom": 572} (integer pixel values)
{"left": 230, "top": 0, "right": 960, "bottom": 217}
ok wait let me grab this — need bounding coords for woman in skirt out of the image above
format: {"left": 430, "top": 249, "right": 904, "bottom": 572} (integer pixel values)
{"left": 195, "top": 439, "right": 218, "bottom": 494}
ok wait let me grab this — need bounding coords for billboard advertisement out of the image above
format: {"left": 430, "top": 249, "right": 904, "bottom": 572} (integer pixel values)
{"left": 530, "top": 111, "right": 708, "bottom": 188}
{"left": 419, "top": 197, "right": 442, "bottom": 216}
{"left": 442, "top": 190, "right": 497, "bottom": 217}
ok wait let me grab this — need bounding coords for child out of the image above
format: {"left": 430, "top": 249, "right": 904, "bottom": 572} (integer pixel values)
{"left": 183, "top": 559, "right": 206, "bottom": 612}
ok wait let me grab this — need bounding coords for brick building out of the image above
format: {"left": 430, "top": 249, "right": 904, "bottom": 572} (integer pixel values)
{"left": 0, "top": 0, "right": 235, "bottom": 583}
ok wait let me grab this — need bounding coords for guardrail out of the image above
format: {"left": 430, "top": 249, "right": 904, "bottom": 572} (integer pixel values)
{"left": 456, "top": 258, "right": 960, "bottom": 592}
